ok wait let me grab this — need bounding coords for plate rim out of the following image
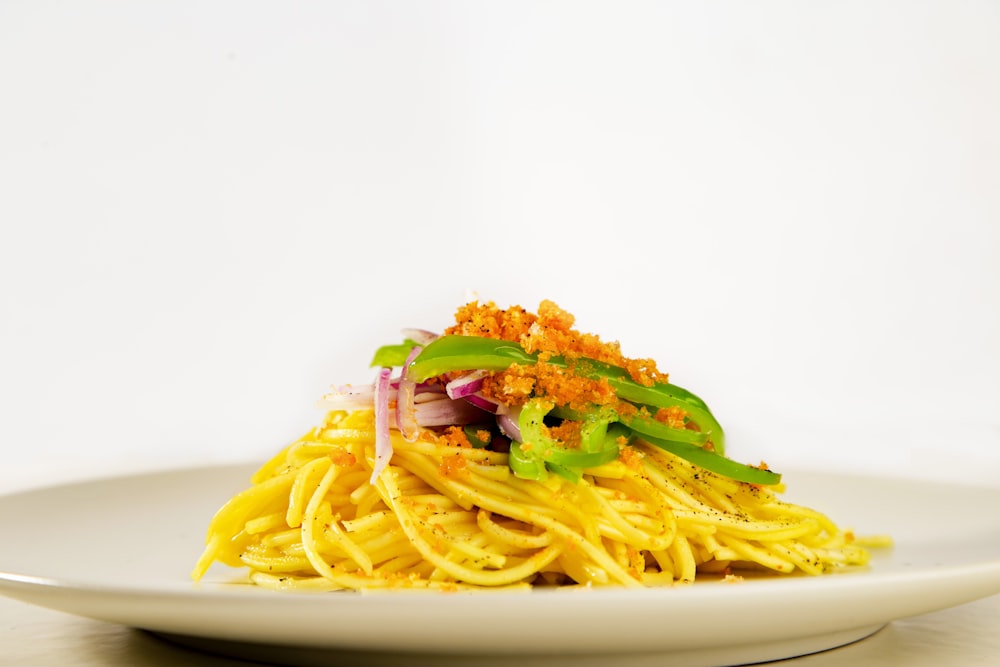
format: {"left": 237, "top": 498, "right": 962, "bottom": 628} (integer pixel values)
{"left": 1, "top": 462, "right": 999, "bottom": 657}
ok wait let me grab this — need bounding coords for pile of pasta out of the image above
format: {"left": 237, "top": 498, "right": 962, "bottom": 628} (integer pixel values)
{"left": 192, "top": 409, "right": 879, "bottom": 591}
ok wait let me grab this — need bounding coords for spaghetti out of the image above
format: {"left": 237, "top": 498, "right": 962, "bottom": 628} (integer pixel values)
{"left": 192, "top": 300, "right": 885, "bottom": 590}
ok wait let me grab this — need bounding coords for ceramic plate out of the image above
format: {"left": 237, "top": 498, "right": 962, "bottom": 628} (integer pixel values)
{"left": 1, "top": 464, "right": 999, "bottom": 667}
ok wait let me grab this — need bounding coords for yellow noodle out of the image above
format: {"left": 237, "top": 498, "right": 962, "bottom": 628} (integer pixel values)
{"left": 192, "top": 409, "right": 882, "bottom": 589}
{"left": 321, "top": 512, "right": 374, "bottom": 575}
{"left": 286, "top": 456, "right": 332, "bottom": 528}
{"left": 476, "top": 510, "right": 553, "bottom": 549}
{"left": 245, "top": 512, "right": 287, "bottom": 535}
{"left": 668, "top": 535, "right": 698, "bottom": 583}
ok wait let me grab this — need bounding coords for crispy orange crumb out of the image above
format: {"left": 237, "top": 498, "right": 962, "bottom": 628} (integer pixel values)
{"left": 329, "top": 448, "right": 357, "bottom": 468}
{"left": 618, "top": 445, "right": 644, "bottom": 471}
{"left": 440, "top": 425, "right": 473, "bottom": 448}
{"left": 546, "top": 420, "right": 582, "bottom": 449}
{"left": 655, "top": 406, "right": 688, "bottom": 429}
{"left": 616, "top": 401, "right": 639, "bottom": 420}
{"left": 439, "top": 453, "right": 467, "bottom": 477}
{"left": 447, "top": 300, "right": 669, "bottom": 410}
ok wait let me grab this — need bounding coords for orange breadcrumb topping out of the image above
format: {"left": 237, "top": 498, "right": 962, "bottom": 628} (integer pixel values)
{"left": 329, "top": 448, "right": 358, "bottom": 468}
{"left": 655, "top": 406, "right": 688, "bottom": 430}
{"left": 446, "top": 301, "right": 537, "bottom": 342}
{"left": 618, "top": 444, "right": 644, "bottom": 471}
{"left": 482, "top": 361, "right": 617, "bottom": 410}
{"left": 439, "top": 453, "right": 468, "bottom": 477}
{"left": 546, "top": 420, "right": 583, "bottom": 449}
{"left": 440, "top": 426, "right": 473, "bottom": 448}
{"left": 448, "top": 300, "right": 669, "bottom": 410}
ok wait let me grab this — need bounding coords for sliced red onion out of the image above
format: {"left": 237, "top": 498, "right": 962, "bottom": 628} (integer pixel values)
{"left": 401, "top": 328, "right": 439, "bottom": 346}
{"left": 462, "top": 392, "right": 501, "bottom": 415}
{"left": 414, "top": 391, "right": 448, "bottom": 404}
{"left": 414, "top": 397, "right": 491, "bottom": 427}
{"left": 319, "top": 384, "right": 376, "bottom": 411}
{"left": 445, "top": 370, "right": 486, "bottom": 399}
{"left": 319, "top": 384, "right": 444, "bottom": 412}
{"left": 497, "top": 406, "right": 522, "bottom": 442}
{"left": 388, "top": 379, "right": 443, "bottom": 393}
{"left": 331, "top": 383, "right": 372, "bottom": 395}
{"left": 369, "top": 367, "right": 393, "bottom": 484}
{"left": 395, "top": 345, "right": 423, "bottom": 442}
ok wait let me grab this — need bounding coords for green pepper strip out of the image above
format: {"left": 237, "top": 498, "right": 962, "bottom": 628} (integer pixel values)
{"left": 541, "top": 429, "right": 622, "bottom": 469}
{"left": 370, "top": 339, "right": 422, "bottom": 367}
{"left": 511, "top": 399, "right": 622, "bottom": 483}
{"left": 619, "top": 413, "right": 709, "bottom": 447}
{"left": 566, "top": 357, "right": 724, "bottom": 454}
{"left": 515, "top": 398, "right": 559, "bottom": 481}
{"left": 389, "top": 334, "right": 774, "bottom": 485}
{"left": 548, "top": 405, "right": 771, "bottom": 484}
{"left": 408, "top": 335, "right": 724, "bottom": 452}
{"left": 463, "top": 425, "right": 493, "bottom": 449}
{"left": 508, "top": 438, "right": 548, "bottom": 480}
{"left": 578, "top": 414, "right": 611, "bottom": 453}
{"left": 637, "top": 433, "right": 781, "bottom": 485}
{"left": 554, "top": 404, "right": 710, "bottom": 447}
{"left": 571, "top": 357, "right": 710, "bottom": 410}
{"left": 406, "top": 335, "right": 538, "bottom": 376}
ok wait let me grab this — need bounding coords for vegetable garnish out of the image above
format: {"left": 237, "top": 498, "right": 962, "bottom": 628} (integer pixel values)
{"left": 357, "top": 300, "right": 778, "bottom": 487}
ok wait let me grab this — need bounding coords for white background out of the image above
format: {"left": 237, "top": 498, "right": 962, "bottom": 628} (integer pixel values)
{"left": 1, "top": 1, "right": 998, "bottom": 493}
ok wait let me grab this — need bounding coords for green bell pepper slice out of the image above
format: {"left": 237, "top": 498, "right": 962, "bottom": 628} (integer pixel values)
{"left": 407, "top": 336, "right": 723, "bottom": 451}
{"left": 508, "top": 439, "right": 548, "bottom": 481}
{"left": 406, "top": 335, "right": 536, "bottom": 378}
{"left": 375, "top": 334, "right": 773, "bottom": 485}
{"left": 637, "top": 433, "right": 781, "bottom": 485}
{"left": 370, "top": 339, "right": 422, "bottom": 367}
{"left": 463, "top": 424, "right": 493, "bottom": 449}
{"left": 510, "top": 399, "right": 623, "bottom": 482}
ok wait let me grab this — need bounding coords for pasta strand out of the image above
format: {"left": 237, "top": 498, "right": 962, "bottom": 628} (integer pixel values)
{"left": 192, "top": 409, "right": 878, "bottom": 590}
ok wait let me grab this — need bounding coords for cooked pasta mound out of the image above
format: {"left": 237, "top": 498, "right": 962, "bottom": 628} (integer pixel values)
{"left": 193, "top": 299, "right": 887, "bottom": 590}
{"left": 192, "top": 408, "right": 878, "bottom": 591}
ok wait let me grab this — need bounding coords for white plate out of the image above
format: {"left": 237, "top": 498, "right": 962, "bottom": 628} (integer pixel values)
{"left": 1, "top": 464, "right": 999, "bottom": 667}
